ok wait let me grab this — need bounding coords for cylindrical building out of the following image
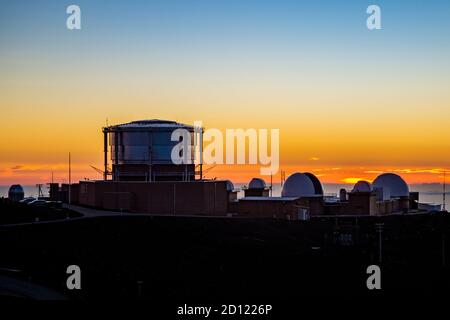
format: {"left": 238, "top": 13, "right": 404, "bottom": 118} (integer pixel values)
{"left": 103, "top": 119, "right": 202, "bottom": 181}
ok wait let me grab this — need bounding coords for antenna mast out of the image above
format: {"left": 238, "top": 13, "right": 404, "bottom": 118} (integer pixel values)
{"left": 270, "top": 173, "right": 273, "bottom": 197}
{"left": 280, "top": 170, "right": 286, "bottom": 187}
{"left": 68, "top": 152, "right": 71, "bottom": 205}
{"left": 444, "top": 170, "right": 446, "bottom": 212}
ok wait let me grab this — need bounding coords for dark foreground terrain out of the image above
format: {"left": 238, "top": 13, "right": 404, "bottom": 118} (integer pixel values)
{"left": 1, "top": 199, "right": 450, "bottom": 301}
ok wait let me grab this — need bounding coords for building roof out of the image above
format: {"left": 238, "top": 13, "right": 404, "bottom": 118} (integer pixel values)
{"left": 240, "top": 196, "right": 300, "bottom": 201}
{"left": 107, "top": 119, "right": 194, "bottom": 130}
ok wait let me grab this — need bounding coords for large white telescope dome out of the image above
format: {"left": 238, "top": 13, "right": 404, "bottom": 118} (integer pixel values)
{"left": 281, "top": 173, "right": 316, "bottom": 197}
{"left": 372, "top": 173, "right": 409, "bottom": 197}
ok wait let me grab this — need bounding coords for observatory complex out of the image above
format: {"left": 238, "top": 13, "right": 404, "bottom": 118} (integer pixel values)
{"left": 39, "top": 119, "right": 435, "bottom": 219}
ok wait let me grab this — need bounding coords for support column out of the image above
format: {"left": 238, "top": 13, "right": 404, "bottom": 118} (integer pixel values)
{"left": 103, "top": 129, "right": 108, "bottom": 181}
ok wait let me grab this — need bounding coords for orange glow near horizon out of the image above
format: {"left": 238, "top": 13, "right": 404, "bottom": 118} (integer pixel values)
{"left": 0, "top": 118, "right": 450, "bottom": 185}
{"left": 1, "top": 114, "right": 450, "bottom": 186}
{"left": 1, "top": 160, "right": 447, "bottom": 186}
{"left": 207, "top": 165, "right": 449, "bottom": 185}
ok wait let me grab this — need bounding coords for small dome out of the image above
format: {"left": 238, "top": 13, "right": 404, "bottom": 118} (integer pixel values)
{"left": 248, "top": 178, "right": 266, "bottom": 189}
{"left": 281, "top": 173, "right": 316, "bottom": 197}
{"left": 372, "top": 173, "right": 409, "bottom": 197}
{"left": 352, "top": 180, "right": 372, "bottom": 192}
{"left": 225, "top": 180, "right": 234, "bottom": 192}
{"left": 8, "top": 184, "right": 25, "bottom": 201}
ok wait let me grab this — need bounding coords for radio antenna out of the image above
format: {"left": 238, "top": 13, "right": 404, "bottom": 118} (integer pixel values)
{"left": 444, "top": 170, "right": 447, "bottom": 212}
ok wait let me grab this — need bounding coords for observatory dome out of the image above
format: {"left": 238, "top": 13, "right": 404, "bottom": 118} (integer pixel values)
{"left": 281, "top": 173, "right": 316, "bottom": 197}
{"left": 8, "top": 184, "right": 24, "bottom": 202}
{"left": 372, "top": 173, "right": 409, "bottom": 197}
{"left": 303, "top": 172, "right": 324, "bottom": 195}
{"left": 248, "top": 178, "right": 266, "bottom": 189}
{"left": 352, "top": 180, "right": 372, "bottom": 192}
{"left": 225, "top": 180, "right": 235, "bottom": 192}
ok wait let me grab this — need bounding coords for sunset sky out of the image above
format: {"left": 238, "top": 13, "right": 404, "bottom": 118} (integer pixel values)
{"left": 1, "top": 0, "right": 450, "bottom": 185}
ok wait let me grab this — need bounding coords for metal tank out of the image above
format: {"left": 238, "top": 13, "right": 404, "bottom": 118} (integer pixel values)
{"left": 103, "top": 120, "right": 202, "bottom": 182}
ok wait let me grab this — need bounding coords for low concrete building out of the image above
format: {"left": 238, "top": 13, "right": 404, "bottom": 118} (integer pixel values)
{"left": 76, "top": 180, "right": 229, "bottom": 216}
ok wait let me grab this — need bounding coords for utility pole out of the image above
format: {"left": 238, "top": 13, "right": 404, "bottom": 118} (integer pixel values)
{"left": 68, "top": 152, "right": 71, "bottom": 205}
{"left": 103, "top": 128, "right": 108, "bottom": 181}
{"left": 270, "top": 173, "right": 273, "bottom": 197}
{"left": 36, "top": 184, "right": 44, "bottom": 198}
{"left": 444, "top": 170, "right": 446, "bottom": 212}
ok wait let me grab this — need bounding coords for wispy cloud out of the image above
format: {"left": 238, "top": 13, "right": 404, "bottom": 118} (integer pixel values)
{"left": 312, "top": 167, "right": 340, "bottom": 172}
{"left": 391, "top": 168, "right": 445, "bottom": 174}
{"left": 364, "top": 168, "right": 447, "bottom": 175}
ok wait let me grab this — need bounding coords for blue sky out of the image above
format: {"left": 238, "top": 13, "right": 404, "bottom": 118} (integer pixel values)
{"left": 2, "top": 0, "right": 450, "bottom": 59}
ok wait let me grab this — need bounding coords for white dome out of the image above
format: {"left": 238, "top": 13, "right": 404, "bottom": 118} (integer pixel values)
{"left": 352, "top": 180, "right": 372, "bottom": 192}
{"left": 281, "top": 173, "right": 316, "bottom": 197}
{"left": 225, "top": 180, "right": 234, "bottom": 192}
{"left": 372, "top": 173, "right": 409, "bottom": 197}
{"left": 248, "top": 178, "right": 266, "bottom": 189}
